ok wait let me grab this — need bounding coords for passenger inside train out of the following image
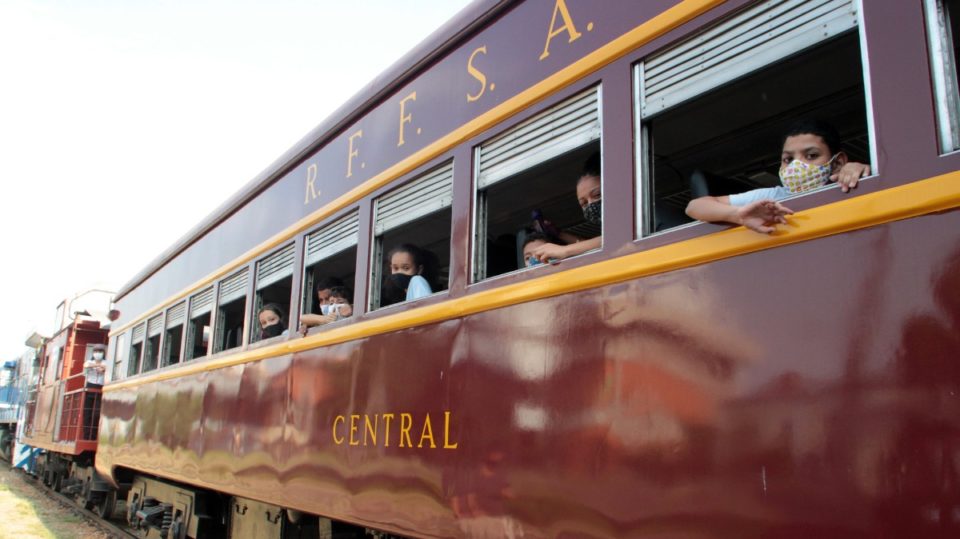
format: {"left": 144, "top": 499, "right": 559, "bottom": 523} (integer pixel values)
{"left": 257, "top": 303, "right": 288, "bottom": 340}
{"left": 521, "top": 232, "right": 550, "bottom": 267}
{"left": 684, "top": 120, "right": 871, "bottom": 234}
{"left": 388, "top": 244, "right": 435, "bottom": 301}
{"left": 378, "top": 244, "right": 439, "bottom": 308}
{"left": 300, "top": 279, "right": 353, "bottom": 334}
{"left": 527, "top": 152, "right": 603, "bottom": 264}
{"left": 300, "top": 279, "right": 352, "bottom": 331}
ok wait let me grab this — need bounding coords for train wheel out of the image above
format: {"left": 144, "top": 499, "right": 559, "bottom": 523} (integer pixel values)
{"left": 95, "top": 489, "right": 116, "bottom": 519}
{"left": 80, "top": 478, "right": 95, "bottom": 511}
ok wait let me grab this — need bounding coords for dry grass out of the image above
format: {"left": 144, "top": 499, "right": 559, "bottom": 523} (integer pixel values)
{"left": 0, "top": 466, "right": 110, "bottom": 539}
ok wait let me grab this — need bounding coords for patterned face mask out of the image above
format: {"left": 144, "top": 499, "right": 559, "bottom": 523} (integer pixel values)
{"left": 582, "top": 200, "right": 602, "bottom": 225}
{"left": 779, "top": 154, "right": 838, "bottom": 193}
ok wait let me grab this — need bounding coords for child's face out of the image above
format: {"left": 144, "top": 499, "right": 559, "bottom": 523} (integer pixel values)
{"left": 390, "top": 252, "right": 419, "bottom": 276}
{"left": 523, "top": 240, "right": 547, "bottom": 266}
{"left": 781, "top": 133, "right": 833, "bottom": 168}
{"left": 259, "top": 309, "right": 280, "bottom": 329}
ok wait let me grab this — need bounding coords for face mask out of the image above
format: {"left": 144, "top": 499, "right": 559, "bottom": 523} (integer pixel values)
{"left": 779, "top": 155, "right": 837, "bottom": 193}
{"left": 92, "top": 352, "right": 104, "bottom": 360}
{"left": 583, "top": 200, "right": 601, "bottom": 225}
{"left": 260, "top": 323, "right": 283, "bottom": 339}
{"left": 526, "top": 257, "right": 542, "bottom": 267}
{"left": 320, "top": 304, "right": 340, "bottom": 316}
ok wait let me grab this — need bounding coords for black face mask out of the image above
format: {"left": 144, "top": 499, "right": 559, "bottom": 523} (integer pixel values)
{"left": 260, "top": 323, "right": 283, "bottom": 340}
{"left": 382, "top": 273, "right": 413, "bottom": 307}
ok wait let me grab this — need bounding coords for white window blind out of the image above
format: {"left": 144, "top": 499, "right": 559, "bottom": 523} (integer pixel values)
{"left": 476, "top": 88, "right": 600, "bottom": 189}
{"left": 131, "top": 323, "right": 146, "bottom": 344}
{"left": 165, "top": 302, "right": 186, "bottom": 328}
{"left": 641, "top": 0, "right": 857, "bottom": 117}
{"left": 256, "top": 244, "right": 295, "bottom": 289}
{"left": 147, "top": 314, "right": 163, "bottom": 337}
{"left": 189, "top": 287, "right": 214, "bottom": 318}
{"left": 374, "top": 162, "right": 454, "bottom": 235}
{"left": 218, "top": 269, "right": 249, "bottom": 305}
{"left": 305, "top": 211, "right": 359, "bottom": 266}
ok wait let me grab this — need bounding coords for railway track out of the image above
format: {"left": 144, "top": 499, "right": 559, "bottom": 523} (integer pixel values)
{"left": 15, "top": 468, "right": 137, "bottom": 539}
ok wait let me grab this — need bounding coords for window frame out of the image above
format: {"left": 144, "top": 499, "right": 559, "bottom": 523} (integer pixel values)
{"left": 470, "top": 85, "right": 603, "bottom": 283}
{"left": 632, "top": 0, "right": 877, "bottom": 238}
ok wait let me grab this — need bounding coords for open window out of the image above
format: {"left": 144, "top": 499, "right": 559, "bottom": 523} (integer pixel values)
{"left": 214, "top": 269, "right": 248, "bottom": 353}
{"left": 926, "top": 0, "right": 960, "bottom": 153}
{"left": 184, "top": 287, "right": 213, "bottom": 361}
{"left": 162, "top": 302, "right": 185, "bottom": 367}
{"left": 127, "top": 323, "right": 145, "bottom": 376}
{"left": 141, "top": 314, "right": 163, "bottom": 373}
{"left": 302, "top": 211, "right": 359, "bottom": 319}
{"left": 251, "top": 244, "right": 294, "bottom": 344}
{"left": 474, "top": 87, "right": 602, "bottom": 280}
{"left": 636, "top": 0, "right": 869, "bottom": 234}
{"left": 370, "top": 163, "right": 452, "bottom": 309}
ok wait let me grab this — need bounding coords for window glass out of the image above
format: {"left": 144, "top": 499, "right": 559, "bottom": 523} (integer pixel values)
{"left": 162, "top": 302, "right": 185, "bottom": 367}
{"left": 110, "top": 332, "right": 126, "bottom": 382}
{"left": 127, "top": 323, "right": 145, "bottom": 376}
{"left": 474, "top": 88, "right": 601, "bottom": 280}
{"left": 927, "top": 0, "right": 960, "bottom": 152}
{"left": 214, "top": 269, "right": 248, "bottom": 353}
{"left": 637, "top": 0, "right": 868, "bottom": 234}
{"left": 184, "top": 287, "right": 213, "bottom": 361}
{"left": 251, "top": 244, "right": 295, "bottom": 344}
{"left": 142, "top": 314, "right": 163, "bottom": 373}
{"left": 302, "top": 211, "right": 359, "bottom": 331}
{"left": 371, "top": 163, "right": 452, "bottom": 309}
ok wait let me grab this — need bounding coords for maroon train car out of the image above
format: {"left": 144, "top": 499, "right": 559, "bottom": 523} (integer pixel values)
{"left": 21, "top": 316, "right": 111, "bottom": 513}
{"left": 95, "top": 0, "right": 960, "bottom": 537}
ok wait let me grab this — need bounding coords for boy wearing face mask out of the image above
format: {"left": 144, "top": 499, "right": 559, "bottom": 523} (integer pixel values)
{"left": 685, "top": 120, "right": 871, "bottom": 234}
{"left": 299, "top": 286, "right": 354, "bottom": 333}
{"left": 528, "top": 153, "right": 603, "bottom": 264}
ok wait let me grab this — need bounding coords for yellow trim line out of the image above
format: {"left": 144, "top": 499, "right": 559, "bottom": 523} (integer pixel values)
{"left": 110, "top": 0, "right": 725, "bottom": 337}
{"left": 104, "top": 170, "right": 960, "bottom": 392}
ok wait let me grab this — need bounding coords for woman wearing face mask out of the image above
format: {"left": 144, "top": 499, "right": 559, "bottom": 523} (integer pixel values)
{"left": 382, "top": 244, "right": 435, "bottom": 305}
{"left": 528, "top": 153, "right": 604, "bottom": 264}
{"left": 685, "top": 120, "right": 871, "bottom": 234}
{"left": 258, "top": 303, "right": 288, "bottom": 340}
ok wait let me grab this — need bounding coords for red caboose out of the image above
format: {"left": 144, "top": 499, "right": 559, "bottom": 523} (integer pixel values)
{"left": 21, "top": 316, "right": 112, "bottom": 513}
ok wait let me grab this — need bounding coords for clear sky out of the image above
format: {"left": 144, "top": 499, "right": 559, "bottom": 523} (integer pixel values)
{"left": 0, "top": 0, "right": 472, "bottom": 359}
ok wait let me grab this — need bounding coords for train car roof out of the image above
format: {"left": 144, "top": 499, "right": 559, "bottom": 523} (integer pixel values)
{"left": 115, "top": 0, "right": 510, "bottom": 301}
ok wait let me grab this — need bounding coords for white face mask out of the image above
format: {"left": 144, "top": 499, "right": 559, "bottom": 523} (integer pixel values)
{"left": 779, "top": 154, "right": 837, "bottom": 193}
{"left": 320, "top": 303, "right": 340, "bottom": 316}
{"left": 92, "top": 352, "right": 104, "bottom": 360}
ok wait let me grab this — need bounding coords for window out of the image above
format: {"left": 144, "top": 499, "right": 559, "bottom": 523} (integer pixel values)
{"left": 370, "top": 163, "right": 453, "bottom": 309}
{"left": 128, "top": 323, "right": 145, "bottom": 376}
{"left": 926, "top": 0, "right": 960, "bottom": 153}
{"left": 474, "top": 87, "right": 601, "bottom": 280}
{"left": 251, "top": 244, "right": 294, "bottom": 344}
{"left": 53, "top": 346, "right": 64, "bottom": 381}
{"left": 302, "top": 211, "right": 359, "bottom": 319}
{"left": 184, "top": 287, "right": 213, "bottom": 361}
{"left": 142, "top": 314, "right": 163, "bottom": 373}
{"left": 214, "top": 269, "right": 248, "bottom": 353}
{"left": 111, "top": 332, "right": 127, "bottom": 382}
{"left": 162, "top": 302, "right": 185, "bottom": 367}
{"left": 636, "top": 0, "right": 869, "bottom": 234}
